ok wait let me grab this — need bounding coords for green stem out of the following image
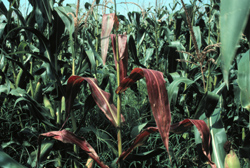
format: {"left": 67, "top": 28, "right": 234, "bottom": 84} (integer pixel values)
{"left": 17, "top": 110, "right": 24, "bottom": 129}
{"left": 70, "top": 34, "right": 75, "bottom": 75}
{"left": 71, "top": 112, "right": 78, "bottom": 168}
{"left": 114, "top": 0, "right": 122, "bottom": 164}
{"left": 29, "top": 60, "right": 34, "bottom": 97}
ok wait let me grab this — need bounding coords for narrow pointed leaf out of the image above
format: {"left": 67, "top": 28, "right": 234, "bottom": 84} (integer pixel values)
{"left": 63, "top": 76, "right": 125, "bottom": 128}
{"left": 110, "top": 34, "right": 128, "bottom": 82}
{"left": 117, "top": 127, "right": 158, "bottom": 162}
{"left": 220, "top": 0, "right": 250, "bottom": 86}
{"left": 116, "top": 68, "right": 171, "bottom": 158}
{"left": 101, "top": 13, "right": 116, "bottom": 65}
{"left": 38, "top": 130, "right": 108, "bottom": 168}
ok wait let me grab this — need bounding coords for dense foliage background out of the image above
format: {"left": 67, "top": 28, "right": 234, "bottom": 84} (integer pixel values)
{"left": 0, "top": 0, "right": 250, "bottom": 167}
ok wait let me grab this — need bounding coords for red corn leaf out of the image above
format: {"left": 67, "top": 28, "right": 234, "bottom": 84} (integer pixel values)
{"left": 110, "top": 34, "right": 128, "bottom": 82}
{"left": 170, "top": 119, "right": 216, "bottom": 168}
{"left": 117, "top": 119, "right": 216, "bottom": 168}
{"left": 62, "top": 76, "right": 125, "bottom": 129}
{"left": 38, "top": 130, "right": 108, "bottom": 168}
{"left": 116, "top": 68, "right": 171, "bottom": 159}
{"left": 101, "top": 13, "right": 117, "bottom": 65}
{"left": 117, "top": 127, "right": 158, "bottom": 163}
{"left": 114, "top": 14, "right": 119, "bottom": 30}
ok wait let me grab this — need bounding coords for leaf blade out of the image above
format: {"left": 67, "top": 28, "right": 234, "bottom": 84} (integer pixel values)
{"left": 39, "top": 130, "right": 108, "bottom": 168}
{"left": 116, "top": 68, "right": 171, "bottom": 159}
{"left": 220, "top": 0, "right": 250, "bottom": 86}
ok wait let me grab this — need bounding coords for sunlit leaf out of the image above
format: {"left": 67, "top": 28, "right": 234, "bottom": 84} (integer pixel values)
{"left": 116, "top": 68, "right": 171, "bottom": 159}
{"left": 38, "top": 130, "right": 108, "bottom": 168}
{"left": 54, "top": 6, "right": 74, "bottom": 34}
{"left": 193, "top": 26, "right": 201, "bottom": 50}
{"left": 237, "top": 50, "right": 250, "bottom": 110}
{"left": 63, "top": 76, "right": 125, "bottom": 128}
{"left": 101, "top": 13, "right": 116, "bottom": 65}
{"left": 220, "top": 0, "right": 250, "bottom": 86}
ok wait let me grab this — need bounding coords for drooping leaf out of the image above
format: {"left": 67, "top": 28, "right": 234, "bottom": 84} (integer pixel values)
{"left": 237, "top": 50, "right": 250, "bottom": 110}
{"left": 11, "top": 89, "right": 55, "bottom": 128}
{"left": 116, "top": 68, "right": 171, "bottom": 159}
{"left": 63, "top": 76, "right": 125, "bottom": 128}
{"left": 143, "top": 48, "right": 154, "bottom": 66}
{"left": 118, "top": 119, "right": 216, "bottom": 168}
{"left": 137, "top": 28, "right": 146, "bottom": 47}
{"left": 80, "top": 126, "right": 118, "bottom": 155}
{"left": 0, "top": 148, "right": 27, "bottom": 168}
{"left": 127, "top": 34, "right": 142, "bottom": 66}
{"left": 130, "top": 123, "right": 148, "bottom": 139}
{"left": 28, "top": 140, "right": 54, "bottom": 167}
{"left": 168, "top": 77, "right": 194, "bottom": 106}
{"left": 101, "top": 13, "right": 116, "bottom": 65}
{"left": 110, "top": 34, "right": 128, "bottom": 82}
{"left": 54, "top": 6, "right": 74, "bottom": 34}
{"left": 171, "top": 119, "right": 216, "bottom": 168}
{"left": 124, "top": 148, "right": 166, "bottom": 162}
{"left": 38, "top": 130, "right": 108, "bottom": 168}
{"left": 194, "top": 91, "right": 220, "bottom": 119}
{"left": 117, "top": 127, "right": 158, "bottom": 162}
{"left": 196, "top": 108, "right": 226, "bottom": 168}
{"left": 220, "top": 0, "right": 250, "bottom": 86}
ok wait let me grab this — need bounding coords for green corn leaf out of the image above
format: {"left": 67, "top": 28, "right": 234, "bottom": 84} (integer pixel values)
{"left": 193, "top": 26, "right": 201, "bottom": 50}
{"left": 220, "top": 0, "right": 250, "bottom": 86}
{"left": 27, "top": 140, "right": 54, "bottom": 167}
{"left": 0, "top": 148, "right": 27, "bottom": 168}
{"left": 237, "top": 50, "right": 250, "bottom": 110}
{"left": 168, "top": 77, "right": 194, "bottom": 106}
{"left": 195, "top": 108, "right": 227, "bottom": 168}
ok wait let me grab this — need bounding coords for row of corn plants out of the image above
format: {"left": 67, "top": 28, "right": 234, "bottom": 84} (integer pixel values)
{"left": 0, "top": 0, "right": 250, "bottom": 167}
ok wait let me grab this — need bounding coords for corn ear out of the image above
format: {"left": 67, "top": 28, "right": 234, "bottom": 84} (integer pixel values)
{"left": 58, "top": 96, "right": 65, "bottom": 124}
{"left": 15, "top": 68, "right": 23, "bottom": 88}
{"left": 224, "top": 150, "right": 241, "bottom": 168}
{"left": 34, "top": 78, "right": 43, "bottom": 103}
{"left": 43, "top": 95, "right": 55, "bottom": 118}
{"left": 85, "top": 157, "right": 94, "bottom": 168}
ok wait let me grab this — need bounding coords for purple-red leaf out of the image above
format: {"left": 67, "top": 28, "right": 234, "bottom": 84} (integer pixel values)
{"left": 117, "top": 127, "right": 158, "bottom": 163}
{"left": 170, "top": 119, "right": 216, "bottom": 168}
{"left": 38, "top": 130, "right": 108, "bottom": 168}
{"left": 63, "top": 76, "right": 125, "bottom": 128}
{"left": 101, "top": 13, "right": 118, "bottom": 65}
{"left": 117, "top": 119, "right": 216, "bottom": 168}
{"left": 110, "top": 34, "right": 128, "bottom": 82}
{"left": 116, "top": 68, "right": 171, "bottom": 159}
